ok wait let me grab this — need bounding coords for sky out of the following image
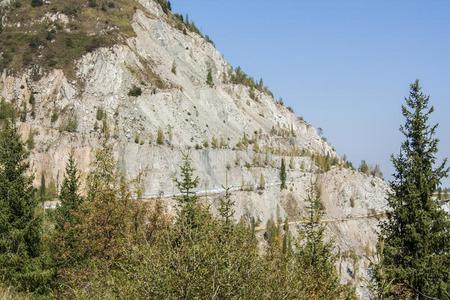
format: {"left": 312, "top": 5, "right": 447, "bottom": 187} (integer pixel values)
{"left": 170, "top": 0, "right": 450, "bottom": 186}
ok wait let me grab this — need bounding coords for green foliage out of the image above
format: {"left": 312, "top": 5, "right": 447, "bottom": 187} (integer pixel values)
{"left": 174, "top": 152, "right": 199, "bottom": 208}
{"left": 156, "top": 128, "right": 164, "bottom": 145}
{"left": 280, "top": 158, "right": 287, "bottom": 190}
{"left": 373, "top": 80, "right": 450, "bottom": 299}
{"left": 358, "top": 160, "right": 369, "bottom": 174}
{"left": 258, "top": 173, "right": 266, "bottom": 190}
{"left": 96, "top": 107, "right": 105, "bottom": 121}
{"left": 155, "top": 0, "right": 172, "bottom": 13}
{"left": 128, "top": 85, "right": 142, "bottom": 97}
{"left": 63, "top": 114, "right": 77, "bottom": 132}
{"left": 292, "top": 182, "right": 352, "bottom": 299}
{"left": 0, "top": 0, "right": 139, "bottom": 76}
{"left": 0, "top": 99, "right": 15, "bottom": 121}
{"left": 30, "top": 0, "right": 43, "bottom": 7}
{"left": 0, "top": 119, "right": 52, "bottom": 293}
{"left": 218, "top": 185, "right": 234, "bottom": 231}
{"left": 206, "top": 67, "right": 214, "bottom": 87}
{"left": 52, "top": 151, "right": 83, "bottom": 267}
{"left": 50, "top": 111, "right": 59, "bottom": 123}
{"left": 171, "top": 61, "right": 176, "bottom": 74}
{"left": 230, "top": 66, "right": 273, "bottom": 97}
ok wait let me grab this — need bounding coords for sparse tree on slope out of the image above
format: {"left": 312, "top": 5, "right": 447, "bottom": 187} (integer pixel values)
{"left": 374, "top": 80, "right": 450, "bottom": 299}
{"left": 206, "top": 68, "right": 214, "bottom": 88}
{"left": 280, "top": 158, "right": 287, "bottom": 190}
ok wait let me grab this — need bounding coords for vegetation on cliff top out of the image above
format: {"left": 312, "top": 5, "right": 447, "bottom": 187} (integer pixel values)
{"left": 0, "top": 0, "right": 139, "bottom": 77}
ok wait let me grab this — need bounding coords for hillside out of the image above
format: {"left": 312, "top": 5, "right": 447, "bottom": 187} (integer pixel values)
{"left": 0, "top": 0, "right": 389, "bottom": 297}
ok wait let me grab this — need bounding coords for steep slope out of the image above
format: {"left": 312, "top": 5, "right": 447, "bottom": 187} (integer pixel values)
{"left": 0, "top": 0, "right": 388, "bottom": 297}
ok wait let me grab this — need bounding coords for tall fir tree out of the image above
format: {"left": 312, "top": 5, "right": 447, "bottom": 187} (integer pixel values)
{"left": 219, "top": 184, "right": 235, "bottom": 233}
{"left": 53, "top": 151, "right": 83, "bottom": 268}
{"left": 374, "top": 80, "right": 450, "bottom": 299}
{"left": 294, "top": 181, "right": 349, "bottom": 299}
{"left": 280, "top": 158, "right": 287, "bottom": 190}
{"left": 0, "top": 119, "right": 51, "bottom": 292}
{"left": 174, "top": 152, "right": 201, "bottom": 229}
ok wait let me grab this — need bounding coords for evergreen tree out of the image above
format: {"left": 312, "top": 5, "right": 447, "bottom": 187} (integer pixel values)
{"left": 218, "top": 185, "right": 234, "bottom": 232}
{"left": 280, "top": 158, "right": 287, "bottom": 190}
{"left": 0, "top": 119, "right": 51, "bottom": 292}
{"left": 294, "top": 181, "right": 348, "bottom": 299}
{"left": 31, "top": 0, "right": 43, "bottom": 7}
{"left": 358, "top": 160, "right": 369, "bottom": 174}
{"left": 374, "top": 80, "right": 450, "bottom": 299}
{"left": 258, "top": 173, "right": 266, "bottom": 190}
{"left": 156, "top": 128, "right": 164, "bottom": 145}
{"left": 39, "top": 173, "right": 46, "bottom": 202}
{"left": 174, "top": 152, "right": 201, "bottom": 229}
{"left": 53, "top": 151, "right": 83, "bottom": 268}
{"left": 206, "top": 68, "right": 214, "bottom": 87}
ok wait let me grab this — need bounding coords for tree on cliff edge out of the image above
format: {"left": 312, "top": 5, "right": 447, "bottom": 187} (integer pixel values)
{"left": 374, "top": 80, "right": 450, "bottom": 299}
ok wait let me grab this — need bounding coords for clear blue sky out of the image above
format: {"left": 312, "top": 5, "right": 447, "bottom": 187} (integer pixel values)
{"left": 170, "top": 0, "right": 450, "bottom": 186}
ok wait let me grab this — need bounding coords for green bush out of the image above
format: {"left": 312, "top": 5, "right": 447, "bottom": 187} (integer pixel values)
{"left": 31, "top": 0, "right": 43, "bottom": 7}
{"left": 128, "top": 85, "right": 142, "bottom": 97}
{"left": 0, "top": 99, "right": 15, "bottom": 120}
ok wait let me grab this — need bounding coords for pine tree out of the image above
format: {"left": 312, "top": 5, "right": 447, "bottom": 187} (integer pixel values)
{"left": 280, "top": 158, "right": 287, "bottom": 190}
{"left": 0, "top": 119, "right": 51, "bottom": 292}
{"left": 358, "top": 160, "right": 369, "bottom": 174}
{"left": 174, "top": 152, "right": 200, "bottom": 228}
{"left": 53, "top": 151, "right": 83, "bottom": 268}
{"left": 219, "top": 185, "right": 234, "bottom": 232}
{"left": 374, "top": 80, "right": 450, "bottom": 299}
{"left": 206, "top": 68, "right": 214, "bottom": 87}
{"left": 39, "top": 173, "right": 46, "bottom": 202}
{"left": 294, "top": 181, "right": 347, "bottom": 298}
{"left": 157, "top": 128, "right": 164, "bottom": 145}
{"left": 81, "top": 139, "right": 136, "bottom": 260}
{"left": 258, "top": 173, "right": 266, "bottom": 190}
{"left": 31, "top": 0, "right": 43, "bottom": 7}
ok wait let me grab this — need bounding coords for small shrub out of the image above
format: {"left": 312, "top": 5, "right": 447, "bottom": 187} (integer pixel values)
{"left": 51, "top": 111, "right": 59, "bottom": 123}
{"left": 64, "top": 115, "right": 78, "bottom": 133}
{"left": 96, "top": 107, "right": 105, "bottom": 121}
{"left": 206, "top": 68, "right": 214, "bottom": 87}
{"left": 171, "top": 62, "right": 177, "bottom": 75}
{"left": 88, "top": 0, "right": 98, "bottom": 8}
{"left": 128, "top": 85, "right": 142, "bottom": 97}
{"left": 31, "top": 0, "right": 43, "bottom": 7}
{"left": 156, "top": 128, "right": 164, "bottom": 145}
{"left": 0, "top": 99, "right": 16, "bottom": 120}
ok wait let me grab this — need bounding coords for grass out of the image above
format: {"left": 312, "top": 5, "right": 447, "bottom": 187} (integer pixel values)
{"left": 0, "top": 0, "right": 140, "bottom": 79}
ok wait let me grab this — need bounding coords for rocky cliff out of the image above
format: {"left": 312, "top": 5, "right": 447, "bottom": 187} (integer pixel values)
{"left": 0, "top": 1, "right": 388, "bottom": 297}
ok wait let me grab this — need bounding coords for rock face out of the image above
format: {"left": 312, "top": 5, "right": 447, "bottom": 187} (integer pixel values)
{"left": 0, "top": 0, "right": 388, "bottom": 298}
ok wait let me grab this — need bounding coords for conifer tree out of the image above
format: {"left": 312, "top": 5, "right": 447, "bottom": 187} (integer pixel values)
{"left": 174, "top": 152, "right": 200, "bottom": 228}
{"left": 219, "top": 185, "right": 234, "bottom": 232}
{"left": 294, "top": 181, "right": 347, "bottom": 298}
{"left": 206, "top": 68, "right": 214, "bottom": 87}
{"left": 157, "top": 128, "right": 164, "bottom": 145}
{"left": 374, "top": 80, "right": 450, "bottom": 299}
{"left": 0, "top": 119, "right": 51, "bottom": 292}
{"left": 53, "top": 151, "right": 83, "bottom": 268}
{"left": 280, "top": 158, "right": 287, "bottom": 190}
{"left": 358, "top": 160, "right": 369, "bottom": 174}
{"left": 258, "top": 173, "right": 266, "bottom": 190}
{"left": 59, "top": 138, "right": 138, "bottom": 264}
